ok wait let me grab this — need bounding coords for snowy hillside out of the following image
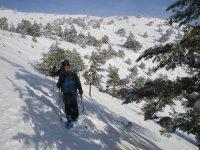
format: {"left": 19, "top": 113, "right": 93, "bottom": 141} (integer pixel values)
{"left": 0, "top": 9, "right": 198, "bottom": 150}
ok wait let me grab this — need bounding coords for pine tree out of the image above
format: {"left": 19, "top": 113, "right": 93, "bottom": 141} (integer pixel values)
{"left": 125, "top": 58, "right": 132, "bottom": 65}
{"left": 124, "top": 32, "right": 142, "bottom": 52}
{"left": 116, "top": 28, "right": 126, "bottom": 37}
{"left": 138, "top": 62, "right": 146, "bottom": 69}
{"left": 30, "top": 22, "right": 41, "bottom": 37}
{"left": 39, "top": 43, "right": 66, "bottom": 76}
{"left": 86, "top": 32, "right": 102, "bottom": 48}
{"left": 120, "top": 0, "right": 200, "bottom": 148}
{"left": 117, "top": 49, "right": 125, "bottom": 58}
{"left": 44, "top": 23, "right": 53, "bottom": 38}
{"left": 101, "top": 35, "right": 109, "bottom": 44}
{"left": 0, "top": 17, "right": 8, "bottom": 30}
{"left": 9, "top": 22, "right": 16, "bottom": 32}
{"left": 32, "top": 36, "right": 37, "bottom": 43}
{"left": 70, "top": 49, "right": 85, "bottom": 71}
{"left": 106, "top": 65, "right": 122, "bottom": 97}
{"left": 83, "top": 52, "right": 102, "bottom": 97}
{"left": 16, "top": 19, "right": 32, "bottom": 35}
{"left": 128, "top": 66, "right": 138, "bottom": 83}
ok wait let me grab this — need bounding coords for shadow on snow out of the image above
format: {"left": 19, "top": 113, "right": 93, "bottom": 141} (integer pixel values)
{"left": 1, "top": 56, "right": 162, "bottom": 150}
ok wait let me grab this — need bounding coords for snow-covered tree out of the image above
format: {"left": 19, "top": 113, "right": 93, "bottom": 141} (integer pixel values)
{"left": 107, "top": 20, "right": 115, "bottom": 25}
{"left": 9, "top": 22, "right": 16, "bottom": 32}
{"left": 83, "top": 52, "right": 102, "bottom": 97}
{"left": 138, "top": 62, "right": 146, "bottom": 69}
{"left": 146, "top": 21, "right": 154, "bottom": 26}
{"left": 125, "top": 58, "right": 132, "bottom": 65}
{"left": 90, "top": 51, "right": 106, "bottom": 65}
{"left": 124, "top": 32, "right": 142, "bottom": 52}
{"left": 44, "top": 23, "right": 53, "bottom": 38}
{"left": 76, "top": 33, "right": 87, "bottom": 48}
{"left": 86, "top": 32, "right": 102, "bottom": 48}
{"left": 63, "top": 26, "right": 78, "bottom": 44}
{"left": 16, "top": 19, "right": 32, "bottom": 35}
{"left": 30, "top": 22, "right": 41, "bottom": 37}
{"left": 117, "top": 49, "right": 125, "bottom": 58}
{"left": 142, "top": 32, "right": 149, "bottom": 38}
{"left": 0, "top": 17, "right": 8, "bottom": 30}
{"left": 120, "top": 0, "right": 200, "bottom": 148}
{"left": 40, "top": 43, "right": 66, "bottom": 76}
{"left": 32, "top": 36, "right": 37, "bottom": 43}
{"left": 70, "top": 49, "right": 85, "bottom": 71}
{"left": 116, "top": 28, "right": 126, "bottom": 37}
{"left": 101, "top": 35, "right": 109, "bottom": 44}
{"left": 73, "top": 17, "right": 87, "bottom": 28}
{"left": 159, "top": 29, "right": 174, "bottom": 43}
{"left": 106, "top": 65, "right": 123, "bottom": 97}
{"left": 128, "top": 66, "right": 138, "bottom": 82}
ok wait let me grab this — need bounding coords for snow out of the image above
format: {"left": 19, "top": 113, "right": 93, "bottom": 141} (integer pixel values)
{"left": 0, "top": 9, "right": 198, "bottom": 150}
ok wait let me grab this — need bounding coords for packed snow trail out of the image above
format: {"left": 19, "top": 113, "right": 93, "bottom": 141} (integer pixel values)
{"left": 0, "top": 30, "right": 198, "bottom": 150}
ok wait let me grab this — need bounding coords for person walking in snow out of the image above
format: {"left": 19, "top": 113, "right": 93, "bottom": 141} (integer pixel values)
{"left": 60, "top": 62, "right": 83, "bottom": 123}
{"left": 52, "top": 60, "right": 83, "bottom": 123}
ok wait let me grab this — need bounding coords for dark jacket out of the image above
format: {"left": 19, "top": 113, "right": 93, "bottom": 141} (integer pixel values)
{"left": 59, "top": 72, "right": 83, "bottom": 95}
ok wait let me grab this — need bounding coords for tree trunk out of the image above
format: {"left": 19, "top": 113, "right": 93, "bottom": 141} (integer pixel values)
{"left": 89, "top": 84, "right": 92, "bottom": 97}
{"left": 113, "top": 81, "right": 116, "bottom": 97}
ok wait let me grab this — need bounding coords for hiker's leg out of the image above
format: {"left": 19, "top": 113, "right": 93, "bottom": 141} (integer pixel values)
{"left": 63, "top": 94, "right": 73, "bottom": 122}
{"left": 72, "top": 95, "right": 79, "bottom": 120}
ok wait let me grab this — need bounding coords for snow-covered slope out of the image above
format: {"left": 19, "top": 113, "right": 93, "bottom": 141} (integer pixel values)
{"left": 0, "top": 9, "right": 198, "bottom": 150}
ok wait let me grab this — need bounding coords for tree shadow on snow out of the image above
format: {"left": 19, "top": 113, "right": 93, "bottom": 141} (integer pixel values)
{"left": 2, "top": 57, "right": 162, "bottom": 150}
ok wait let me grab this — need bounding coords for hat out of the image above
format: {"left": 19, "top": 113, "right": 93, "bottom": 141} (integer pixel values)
{"left": 72, "top": 67, "right": 78, "bottom": 74}
{"left": 62, "top": 60, "right": 70, "bottom": 66}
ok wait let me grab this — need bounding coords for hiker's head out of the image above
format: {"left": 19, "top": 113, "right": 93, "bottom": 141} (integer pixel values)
{"left": 64, "top": 62, "right": 71, "bottom": 73}
{"left": 62, "top": 60, "right": 69, "bottom": 66}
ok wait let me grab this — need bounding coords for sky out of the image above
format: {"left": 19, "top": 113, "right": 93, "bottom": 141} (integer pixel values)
{"left": 0, "top": 0, "right": 176, "bottom": 19}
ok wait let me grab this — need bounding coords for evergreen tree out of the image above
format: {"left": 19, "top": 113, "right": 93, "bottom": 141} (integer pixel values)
{"left": 9, "top": 22, "right": 16, "bottom": 32}
{"left": 70, "top": 49, "right": 86, "bottom": 71}
{"left": 116, "top": 28, "right": 126, "bottom": 37}
{"left": 32, "top": 36, "right": 38, "bottom": 43}
{"left": 39, "top": 43, "right": 66, "bottom": 76}
{"left": 16, "top": 19, "right": 32, "bottom": 35}
{"left": 124, "top": 32, "right": 142, "bottom": 52}
{"left": 86, "top": 32, "right": 102, "bottom": 48}
{"left": 117, "top": 49, "right": 125, "bottom": 58}
{"left": 138, "top": 62, "right": 146, "bottom": 69}
{"left": 30, "top": 22, "right": 41, "bottom": 37}
{"left": 0, "top": 17, "right": 8, "bottom": 30}
{"left": 125, "top": 58, "right": 132, "bottom": 65}
{"left": 143, "top": 32, "right": 149, "bottom": 38}
{"left": 106, "top": 65, "right": 122, "bottom": 97}
{"left": 76, "top": 33, "right": 87, "bottom": 48}
{"left": 44, "top": 23, "right": 53, "bottom": 38}
{"left": 101, "top": 35, "right": 109, "bottom": 44}
{"left": 63, "top": 26, "right": 78, "bottom": 44}
{"left": 120, "top": 0, "right": 200, "bottom": 148}
{"left": 83, "top": 52, "right": 102, "bottom": 97}
{"left": 128, "top": 66, "right": 138, "bottom": 83}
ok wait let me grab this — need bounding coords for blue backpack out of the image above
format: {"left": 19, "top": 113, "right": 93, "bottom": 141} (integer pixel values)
{"left": 63, "top": 74, "right": 76, "bottom": 94}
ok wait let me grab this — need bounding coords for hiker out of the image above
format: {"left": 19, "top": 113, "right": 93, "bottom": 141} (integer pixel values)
{"left": 51, "top": 60, "right": 69, "bottom": 90}
{"left": 51, "top": 60, "right": 83, "bottom": 123}
{"left": 60, "top": 62, "right": 83, "bottom": 122}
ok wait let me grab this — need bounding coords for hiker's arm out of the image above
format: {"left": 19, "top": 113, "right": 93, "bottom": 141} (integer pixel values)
{"left": 50, "top": 66, "right": 60, "bottom": 77}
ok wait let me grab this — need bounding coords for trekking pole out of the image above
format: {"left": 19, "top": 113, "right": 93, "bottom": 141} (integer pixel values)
{"left": 53, "top": 77, "right": 63, "bottom": 121}
{"left": 58, "top": 88, "right": 63, "bottom": 121}
{"left": 80, "top": 95, "right": 85, "bottom": 113}
{"left": 80, "top": 95, "right": 88, "bottom": 129}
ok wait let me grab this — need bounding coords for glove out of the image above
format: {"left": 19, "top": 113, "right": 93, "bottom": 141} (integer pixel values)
{"left": 57, "top": 82, "right": 61, "bottom": 88}
{"left": 79, "top": 90, "right": 83, "bottom": 95}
